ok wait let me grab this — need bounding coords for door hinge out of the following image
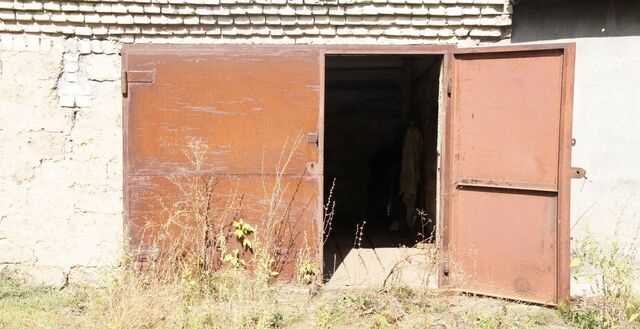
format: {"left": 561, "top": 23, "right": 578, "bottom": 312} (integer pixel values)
{"left": 121, "top": 70, "right": 155, "bottom": 95}
{"left": 447, "top": 79, "right": 452, "bottom": 97}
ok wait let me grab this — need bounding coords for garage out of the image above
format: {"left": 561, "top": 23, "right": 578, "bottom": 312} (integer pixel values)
{"left": 123, "top": 44, "right": 575, "bottom": 305}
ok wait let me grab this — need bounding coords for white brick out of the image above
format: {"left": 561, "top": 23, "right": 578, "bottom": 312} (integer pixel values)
{"left": 66, "top": 13, "right": 84, "bottom": 23}
{"left": 92, "top": 26, "right": 107, "bottom": 35}
{"left": 395, "top": 5, "right": 412, "bottom": 14}
{"left": 469, "top": 27, "right": 501, "bottom": 37}
{"left": 43, "top": 2, "right": 61, "bottom": 10}
{"left": 78, "top": 3, "right": 94, "bottom": 12}
{"left": 0, "top": 0, "right": 13, "bottom": 9}
{"left": 250, "top": 15, "right": 265, "bottom": 24}
{"left": 346, "top": 16, "right": 361, "bottom": 25}
{"left": 15, "top": 12, "right": 33, "bottom": 21}
{"left": 394, "top": 16, "right": 411, "bottom": 25}
{"left": 246, "top": 5, "right": 262, "bottom": 14}
{"left": 213, "top": 7, "right": 230, "bottom": 15}
{"left": 101, "top": 15, "right": 117, "bottom": 24}
{"left": 329, "top": 17, "right": 345, "bottom": 25}
{"left": 429, "top": 5, "right": 445, "bottom": 15}
{"left": 234, "top": 16, "right": 249, "bottom": 24}
{"left": 144, "top": 4, "right": 161, "bottom": 13}
{"left": 61, "top": 2, "right": 78, "bottom": 11}
{"left": 462, "top": 17, "right": 479, "bottom": 25}
{"left": 480, "top": 5, "right": 501, "bottom": 15}
{"left": 195, "top": 6, "right": 213, "bottom": 15}
{"left": 150, "top": 15, "right": 167, "bottom": 24}
{"left": 109, "top": 26, "right": 125, "bottom": 34}
{"left": 217, "top": 16, "right": 232, "bottom": 24}
{"left": 328, "top": 6, "right": 344, "bottom": 15}
{"left": 116, "top": 15, "right": 134, "bottom": 24}
{"left": 446, "top": 6, "right": 463, "bottom": 15}
{"left": 311, "top": 15, "right": 328, "bottom": 24}
{"left": 40, "top": 24, "right": 59, "bottom": 33}
{"left": 134, "top": 15, "right": 151, "bottom": 24}
{"left": 161, "top": 6, "right": 176, "bottom": 14}
{"left": 454, "top": 26, "right": 470, "bottom": 36}
{"left": 278, "top": 6, "right": 295, "bottom": 15}
{"left": 89, "top": 40, "right": 102, "bottom": 53}
{"left": 75, "top": 26, "right": 92, "bottom": 36}
{"left": 101, "top": 41, "right": 117, "bottom": 54}
{"left": 166, "top": 16, "right": 183, "bottom": 24}
{"left": 24, "top": 1, "right": 43, "bottom": 10}
{"left": 0, "top": 10, "right": 15, "bottom": 20}
{"left": 83, "top": 14, "right": 99, "bottom": 23}
{"left": 296, "top": 6, "right": 312, "bottom": 15}
{"left": 78, "top": 39, "right": 91, "bottom": 53}
{"left": 96, "top": 3, "right": 111, "bottom": 12}
{"left": 33, "top": 13, "right": 51, "bottom": 21}
{"left": 50, "top": 13, "right": 67, "bottom": 22}
{"left": 311, "top": 6, "right": 327, "bottom": 14}
{"left": 183, "top": 16, "right": 199, "bottom": 24}
{"left": 128, "top": 4, "right": 145, "bottom": 13}
{"left": 298, "top": 16, "right": 313, "bottom": 24}
{"left": 200, "top": 16, "right": 216, "bottom": 24}
{"left": 23, "top": 23, "right": 40, "bottom": 33}
{"left": 378, "top": 5, "right": 394, "bottom": 14}
{"left": 463, "top": 6, "right": 480, "bottom": 15}
{"left": 280, "top": 16, "right": 295, "bottom": 25}
{"left": 112, "top": 3, "right": 128, "bottom": 13}
{"left": 265, "top": 16, "right": 280, "bottom": 24}
{"left": 411, "top": 17, "right": 428, "bottom": 26}
{"left": 178, "top": 6, "right": 195, "bottom": 14}
{"left": 125, "top": 26, "right": 141, "bottom": 33}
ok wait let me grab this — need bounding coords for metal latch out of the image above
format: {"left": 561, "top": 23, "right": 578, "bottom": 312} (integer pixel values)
{"left": 121, "top": 70, "right": 155, "bottom": 95}
{"left": 307, "top": 132, "right": 319, "bottom": 146}
{"left": 571, "top": 167, "right": 586, "bottom": 179}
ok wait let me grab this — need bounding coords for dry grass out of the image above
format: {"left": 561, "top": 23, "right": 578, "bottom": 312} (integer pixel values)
{"left": 1, "top": 269, "right": 574, "bottom": 329}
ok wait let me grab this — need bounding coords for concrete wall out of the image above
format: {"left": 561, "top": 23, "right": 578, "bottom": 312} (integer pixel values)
{"left": 0, "top": 37, "right": 123, "bottom": 286}
{"left": 511, "top": 0, "right": 640, "bottom": 295}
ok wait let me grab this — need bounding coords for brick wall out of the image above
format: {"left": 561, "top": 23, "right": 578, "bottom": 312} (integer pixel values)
{"left": 0, "top": 0, "right": 511, "bottom": 45}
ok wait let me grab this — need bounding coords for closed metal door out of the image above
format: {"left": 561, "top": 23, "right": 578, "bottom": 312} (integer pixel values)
{"left": 122, "top": 46, "right": 323, "bottom": 279}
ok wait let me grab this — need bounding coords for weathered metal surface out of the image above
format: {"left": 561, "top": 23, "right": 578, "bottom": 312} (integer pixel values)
{"left": 446, "top": 47, "right": 573, "bottom": 305}
{"left": 123, "top": 46, "right": 322, "bottom": 279}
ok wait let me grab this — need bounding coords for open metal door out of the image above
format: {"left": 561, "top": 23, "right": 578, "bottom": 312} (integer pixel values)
{"left": 122, "top": 46, "right": 323, "bottom": 279}
{"left": 443, "top": 44, "right": 575, "bottom": 304}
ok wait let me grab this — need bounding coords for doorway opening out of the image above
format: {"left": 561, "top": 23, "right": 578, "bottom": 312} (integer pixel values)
{"left": 323, "top": 54, "right": 443, "bottom": 287}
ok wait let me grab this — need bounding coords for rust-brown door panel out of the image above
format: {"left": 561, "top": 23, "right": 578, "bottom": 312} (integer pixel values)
{"left": 122, "top": 46, "right": 323, "bottom": 279}
{"left": 442, "top": 44, "right": 575, "bottom": 305}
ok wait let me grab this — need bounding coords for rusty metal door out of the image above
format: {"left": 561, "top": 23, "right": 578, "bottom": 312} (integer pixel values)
{"left": 443, "top": 45, "right": 575, "bottom": 304}
{"left": 122, "top": 46, "right": 323, "bottom": 279}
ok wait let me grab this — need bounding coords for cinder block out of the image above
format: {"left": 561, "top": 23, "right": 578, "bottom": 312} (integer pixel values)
{"left": 78, "top": 39, "right": 91, "bottom": 53}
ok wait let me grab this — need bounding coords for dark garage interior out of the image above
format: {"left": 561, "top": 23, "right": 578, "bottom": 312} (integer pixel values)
{"left": 323, "top": 54, "right": 443, "bottom": 281}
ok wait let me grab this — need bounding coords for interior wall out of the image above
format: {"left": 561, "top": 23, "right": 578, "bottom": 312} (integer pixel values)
{"left": 410, "top": 58, "right": 442, "bottom": 238}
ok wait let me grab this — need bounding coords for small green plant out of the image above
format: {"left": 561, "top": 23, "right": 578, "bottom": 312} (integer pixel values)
{"left": 266, "top": 311, "right": 285, "bottom": 328}
{"left": 233, "top": 219, "right": 256, "bottom": 251}
{"left": 569, "top": 227, "right": 640, "bottom": 328}
{"left": 297, "top": 260, "right": 316, "bottom": 284}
